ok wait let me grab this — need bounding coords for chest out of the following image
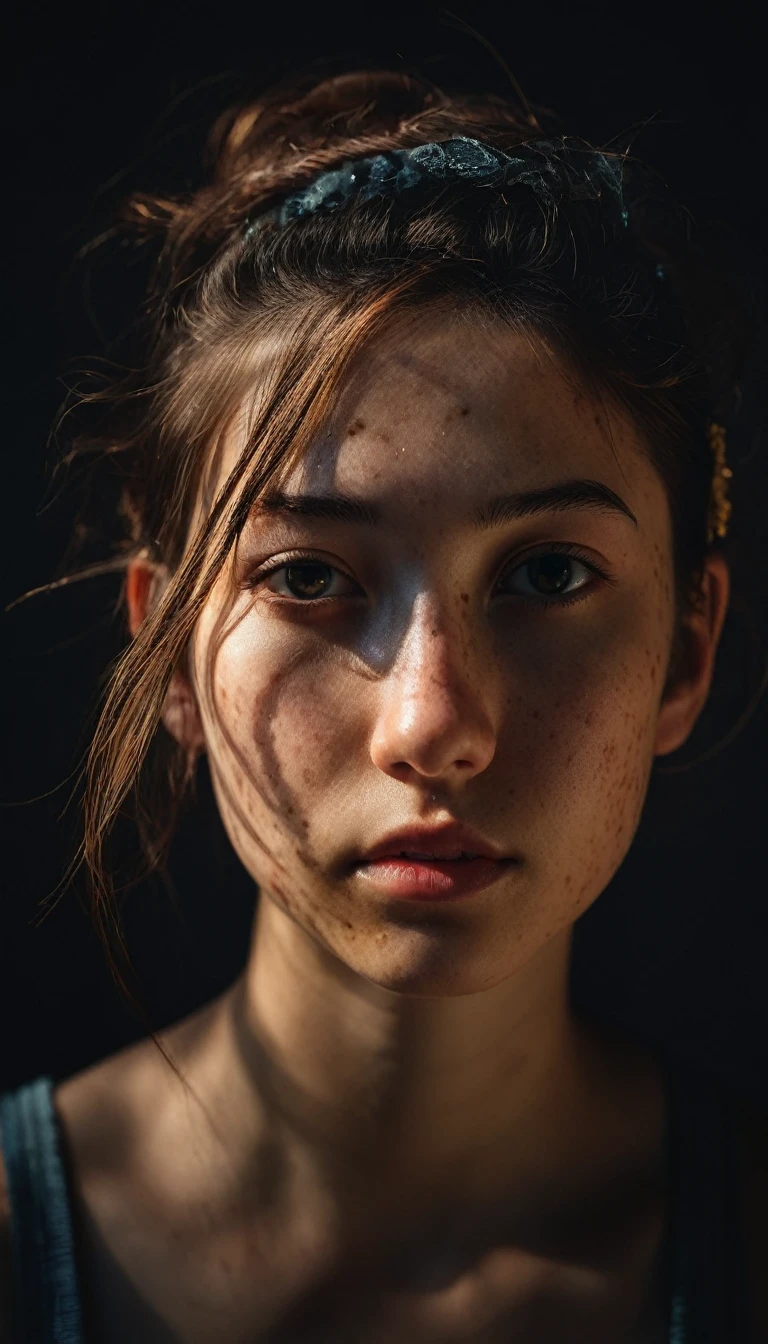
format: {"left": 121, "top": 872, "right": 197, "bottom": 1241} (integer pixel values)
{"left": 75, "top": 1193, "right": 671, "bottom": 1344}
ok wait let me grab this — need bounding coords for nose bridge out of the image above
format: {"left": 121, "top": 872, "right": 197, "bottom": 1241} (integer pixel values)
{"left": 367, "top": 553, "right": 500, "bottom": 784}
{"left": 369, "top": 581, "right": 497, "bottom": 783}
{"left": 385, "top": 581, "right": 501, "bottom": 734}
{"left": 399, "top": 586, "right": 480, "bottom": 696}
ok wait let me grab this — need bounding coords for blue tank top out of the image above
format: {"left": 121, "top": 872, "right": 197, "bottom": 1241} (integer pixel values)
{"left": 0, "top": 1051, "right": 753, "bottom": 1343}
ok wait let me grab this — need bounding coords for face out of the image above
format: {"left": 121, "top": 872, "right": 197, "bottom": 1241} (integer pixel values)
{"left": 142, "top": 310, "right": 728, "bottom": 997}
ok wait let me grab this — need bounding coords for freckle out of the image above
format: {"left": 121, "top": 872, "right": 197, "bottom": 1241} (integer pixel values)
{"left": 347, "top": 418, "right": 366, "bottom": 436}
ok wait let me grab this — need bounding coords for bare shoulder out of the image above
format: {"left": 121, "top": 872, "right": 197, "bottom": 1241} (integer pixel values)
{"left": 737, "top": 1091, "right": 768, "bottom": 1341}
{"left": 0, "top": 1146, "right": 14, "bottom": 1343}
{"left": 53, "top": 1030, "right": 186, "bottom": 1209}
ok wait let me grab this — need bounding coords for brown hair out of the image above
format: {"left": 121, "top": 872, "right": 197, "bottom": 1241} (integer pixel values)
{"left": 26, "top": 65, "right": 764, "bottom": 1017}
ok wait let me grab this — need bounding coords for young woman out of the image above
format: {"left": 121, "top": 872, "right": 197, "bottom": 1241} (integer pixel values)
{"left": 1, "top": 67, "right": 765, "bottom": 1343}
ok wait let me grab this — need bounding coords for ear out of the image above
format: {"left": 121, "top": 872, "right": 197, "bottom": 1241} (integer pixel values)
{"left": 654, "top": 551, "right": 731, "bottom": 757}
{"left": 125, "top": 556, "right": 206, "bottom": 756}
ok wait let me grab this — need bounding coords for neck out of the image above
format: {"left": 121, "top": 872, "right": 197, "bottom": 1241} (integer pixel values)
{"left": 242, "top": 902, "right": 581, "bottom": 1174}
{"left": 169, "top": 895, "right": 658, "bottom": 1248}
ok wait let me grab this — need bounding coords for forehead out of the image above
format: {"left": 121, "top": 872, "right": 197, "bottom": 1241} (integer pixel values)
{"left": 222, "top": 309, "right": 654, "bottom": 513}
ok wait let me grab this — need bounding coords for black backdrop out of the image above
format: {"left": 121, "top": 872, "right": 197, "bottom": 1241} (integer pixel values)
{"left": 2, "top": 0, "right": 766, "bottom": 1098}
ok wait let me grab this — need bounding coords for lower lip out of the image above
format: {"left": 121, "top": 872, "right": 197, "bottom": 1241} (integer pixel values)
{"left": 353, "top": 856, "right": 516, "bottom": 901}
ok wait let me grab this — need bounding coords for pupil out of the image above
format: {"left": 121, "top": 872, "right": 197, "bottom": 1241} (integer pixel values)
{"left": 285, "top": 562, "right": 331, "bottom": 600}
{"left": 527, "top": 555, "right": 571, "bottom": 595}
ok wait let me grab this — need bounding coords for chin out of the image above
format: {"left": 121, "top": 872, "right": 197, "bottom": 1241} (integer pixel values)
{"left": 341, "top": 924, "right": 532, "bottom": 999}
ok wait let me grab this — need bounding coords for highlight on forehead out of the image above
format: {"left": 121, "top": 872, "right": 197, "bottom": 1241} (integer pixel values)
{"left": 197, "top": 302, "right": 644, "bottom": 559}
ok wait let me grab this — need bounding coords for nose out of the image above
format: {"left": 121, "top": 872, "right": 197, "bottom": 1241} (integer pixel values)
{"left": 368, "top": 592, "right": 498, "bottom": 788}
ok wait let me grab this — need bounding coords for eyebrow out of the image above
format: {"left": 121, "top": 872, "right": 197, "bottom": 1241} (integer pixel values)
{"left": 256, "top": 478, "right": 639, "bottom": 530}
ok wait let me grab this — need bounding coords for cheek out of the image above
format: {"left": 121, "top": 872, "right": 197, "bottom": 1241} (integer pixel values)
{"left": 505, "top": 608, "right": 668, "bottom": 911}
{"left": 198, "top": 624, "right": 359, "bottom": 838}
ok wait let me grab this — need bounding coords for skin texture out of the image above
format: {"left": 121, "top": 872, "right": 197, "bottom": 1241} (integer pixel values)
{"left": 50, "top": 310, "right": 732, "bottom": 1341}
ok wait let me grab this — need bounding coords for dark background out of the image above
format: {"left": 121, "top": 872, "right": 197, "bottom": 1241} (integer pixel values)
{"left": 2, "top": 1, "right": 766, "bottom": 1098}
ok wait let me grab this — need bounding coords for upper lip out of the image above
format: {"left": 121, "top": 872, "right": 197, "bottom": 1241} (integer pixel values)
{"left": 359, "top": 823, "right": 510, "bottom": 863}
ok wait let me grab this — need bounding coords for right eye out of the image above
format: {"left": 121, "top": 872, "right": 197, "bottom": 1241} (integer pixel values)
{"left": 247, "top": 554, "right": 360, "bottom": 604}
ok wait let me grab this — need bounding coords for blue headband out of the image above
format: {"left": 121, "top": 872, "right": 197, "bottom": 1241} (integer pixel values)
{"left": 243, "top": 135, "right": 630, "bottom": 238}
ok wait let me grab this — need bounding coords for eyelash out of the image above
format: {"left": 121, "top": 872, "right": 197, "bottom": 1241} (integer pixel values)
{"left": 246, "top": 543, "right": 613, "bottom": 612}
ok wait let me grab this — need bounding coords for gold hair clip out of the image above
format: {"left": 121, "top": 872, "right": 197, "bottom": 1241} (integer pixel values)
{"left": 706, "top": 421, "right": 733, "bottom": 543}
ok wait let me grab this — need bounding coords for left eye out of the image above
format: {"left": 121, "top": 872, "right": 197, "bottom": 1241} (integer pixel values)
{"left": 495, "top": 550, "right": 599, "bottom": 604}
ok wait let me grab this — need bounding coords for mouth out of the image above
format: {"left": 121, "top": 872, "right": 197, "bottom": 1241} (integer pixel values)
{"left": 353, "top": 853, "right": 518, "bottom": 901}
{"left": 387, "top": 850, "right": 482, "bottom": 861}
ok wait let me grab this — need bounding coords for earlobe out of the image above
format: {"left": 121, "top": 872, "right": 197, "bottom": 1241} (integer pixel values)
{"left": 161, "top": 672, "right": 207, "bottom": 755}
{"left": 653, "top": 554, "right": 731, "bottom": 758}
{"left": 653, "top": 674, "right": 703, "bottom": 758}
{"left": 126, "top": 555, "right": 206, "bottom": 756}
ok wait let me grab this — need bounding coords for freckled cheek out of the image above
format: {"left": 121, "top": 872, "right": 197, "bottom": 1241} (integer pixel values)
{"left": 511, "top": 622, "right": 664, "bottom": 794}
{"left": 509, "top": 695, "right": 659, "bottom": 923}
{"left": 205, "top": 639, "right": 358, "bottom": 796}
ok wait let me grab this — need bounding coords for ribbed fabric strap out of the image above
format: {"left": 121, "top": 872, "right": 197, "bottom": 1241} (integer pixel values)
{"left": 661, "top": 1052, "right": 752, "bottom": 1343}
{"left": 0, "top": 1076, "right": 85, "bottom": 1344}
